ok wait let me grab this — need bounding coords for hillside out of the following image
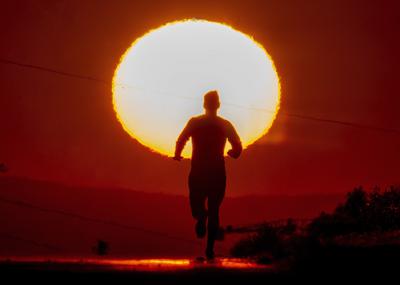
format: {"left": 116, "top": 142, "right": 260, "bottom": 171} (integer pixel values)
{"left": 0, "top": 176, "right": 344, "bottom": 257}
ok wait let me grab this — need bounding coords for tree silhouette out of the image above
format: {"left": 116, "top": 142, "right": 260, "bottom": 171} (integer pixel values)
{"left": 231, "top": 185, "right": 400, "bottom": 264}
{"left": 309, "top": 186, "right": 400, "bottom": 237}
{"left": 92, "top": 240, "right": 109, "bottom": 256}
{"left": 0, "top": 163, "right": 7, "bottom": 173}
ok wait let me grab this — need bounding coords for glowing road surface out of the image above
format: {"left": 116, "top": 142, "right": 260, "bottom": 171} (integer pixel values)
{"left": 1, "top": 257, "right": 271, "bottom": 272}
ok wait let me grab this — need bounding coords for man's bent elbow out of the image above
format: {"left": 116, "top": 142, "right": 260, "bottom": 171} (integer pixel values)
{"left": 228, "top": 145, "right": 242, "bottom": 159}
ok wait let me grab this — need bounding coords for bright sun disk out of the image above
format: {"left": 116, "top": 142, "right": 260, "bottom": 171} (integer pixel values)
{"left": 112, "top": 19, "right": 280, "bottom": 158}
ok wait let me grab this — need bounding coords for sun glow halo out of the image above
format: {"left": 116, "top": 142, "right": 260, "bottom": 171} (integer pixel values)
{"left": 112, "top": 20, "right": 280, "bottom": 158}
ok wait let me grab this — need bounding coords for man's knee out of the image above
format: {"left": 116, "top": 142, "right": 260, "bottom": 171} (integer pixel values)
{"left": 191, "top": 208, "right": 207, "bottom": 220}
{"left": 207, "top": 209, "right": 219, "bottom": 226}
{"left": 208, "top": 195, "right": 223, "bottom": 217}
{"left": 189, "top": 191, "right": 207, "bottom": 220}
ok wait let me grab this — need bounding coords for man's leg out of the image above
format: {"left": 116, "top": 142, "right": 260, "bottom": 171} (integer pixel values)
{"left": 206, "top": 186, "right": 225, "bottom": 259}
{"left": 189, "top": 175, "right": 207, "bottom": 238}
{"left": 189, "top": 189, "right": 206, "bottom": 219}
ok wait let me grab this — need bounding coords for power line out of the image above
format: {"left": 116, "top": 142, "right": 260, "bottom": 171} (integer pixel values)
{"left": 0, "top": 195, "right": 201, "bottom": 247}
{"left": 0, "top": 58, "right": 109, "bottom": 85}
{"left": 223, "top": 103, "right": 400, "bottom": 135}
{"left": 283, "top": 112, "right": 400, "bottom": 135}
{"left": 1, "top": 57, "right": 400, "bottom": 136}
{"left": 0, "top": 232, "right": 62, "bottom": 252}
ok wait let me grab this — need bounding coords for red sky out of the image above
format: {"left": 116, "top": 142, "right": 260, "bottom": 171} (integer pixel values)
{"left": 1, "top": 0, "right": 400, "bottom": 196}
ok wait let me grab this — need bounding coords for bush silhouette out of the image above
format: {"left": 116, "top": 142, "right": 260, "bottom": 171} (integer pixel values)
{"left": 309, "top": 186, "right": 400, "bottom": 237}
{"left": 231, "top": 186, "right": 400, "bottom": 264}
{"left": 92, "top": 240, "right": 109, "bottom": 256}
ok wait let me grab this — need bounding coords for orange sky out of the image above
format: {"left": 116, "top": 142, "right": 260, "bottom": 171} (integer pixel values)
{"left": 1, "top": 0, "right": 400, "bottom": 196}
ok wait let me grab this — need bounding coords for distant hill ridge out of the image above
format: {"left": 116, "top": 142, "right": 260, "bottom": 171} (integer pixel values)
{"left": 0, "top": 176, "right": 344, "bottom": 257}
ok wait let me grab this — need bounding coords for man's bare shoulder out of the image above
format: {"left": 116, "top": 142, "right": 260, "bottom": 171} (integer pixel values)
{"left": 188, "top": 115, "right": 203, "bottom": 124}
{"left": 216, "top": 116, "right": 234, "bottom": 128}
{"left": 192, "top": 114, "right": 204, "bottom": 120}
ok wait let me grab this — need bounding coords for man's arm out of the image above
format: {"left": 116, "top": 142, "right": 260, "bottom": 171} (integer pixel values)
{"left": 226, "top": 121, "right": 242, "bottom": 159}
{"left": 174, "top": 118, "right": 193, "bottom": 161}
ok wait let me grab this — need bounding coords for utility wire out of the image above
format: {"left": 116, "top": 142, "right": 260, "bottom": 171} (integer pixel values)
{"left": 1, "top": 57, "right": 399, "bottom": 136}
{"left": 0, "top": 58, "right": 109, "bottom": 85}
{"left": 0, "top": 195, "right": 202, "bottom": 247}
{"left": 283, "top": 112, "right": 400, "bottom": 135}
{"left": 0, "top": 232, "right": 62, "bottom": 251}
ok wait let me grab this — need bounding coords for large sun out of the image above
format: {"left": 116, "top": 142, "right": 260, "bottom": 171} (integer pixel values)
{"left": 112, "top": 19, "right": 280, "bottom": 158}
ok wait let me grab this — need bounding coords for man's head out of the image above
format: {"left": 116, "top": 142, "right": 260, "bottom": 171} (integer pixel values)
{"left": 203, "top": 90, "right": 220, "bottom": 111}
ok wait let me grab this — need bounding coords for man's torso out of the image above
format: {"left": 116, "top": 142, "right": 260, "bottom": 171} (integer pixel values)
{"left": 189, "top": 115, "right": 229, "bottom": 175}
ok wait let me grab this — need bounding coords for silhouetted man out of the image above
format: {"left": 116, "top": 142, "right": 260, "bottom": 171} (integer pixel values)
{"left": 173, "top": 90, "right": 242, "bottom": 259}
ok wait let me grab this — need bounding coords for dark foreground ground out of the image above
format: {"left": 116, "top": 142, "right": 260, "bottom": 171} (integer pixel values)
{"left": 1, "top": 248, "right": 399, "bottom": 283}
{"left": 1, "top": 257, "right": 281, "bottom": 284}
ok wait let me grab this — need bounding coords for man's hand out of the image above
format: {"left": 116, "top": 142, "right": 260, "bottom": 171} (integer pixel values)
{"left": 227, "top": 149, "right": 240, "bottom": 159}
{"left": 173, "top": 155, "right": 183, "bottom": 161}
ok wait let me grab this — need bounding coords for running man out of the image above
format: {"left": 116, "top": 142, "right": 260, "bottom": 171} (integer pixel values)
{"left": 173, "top": 90, "right": 242, "bottom": 259}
